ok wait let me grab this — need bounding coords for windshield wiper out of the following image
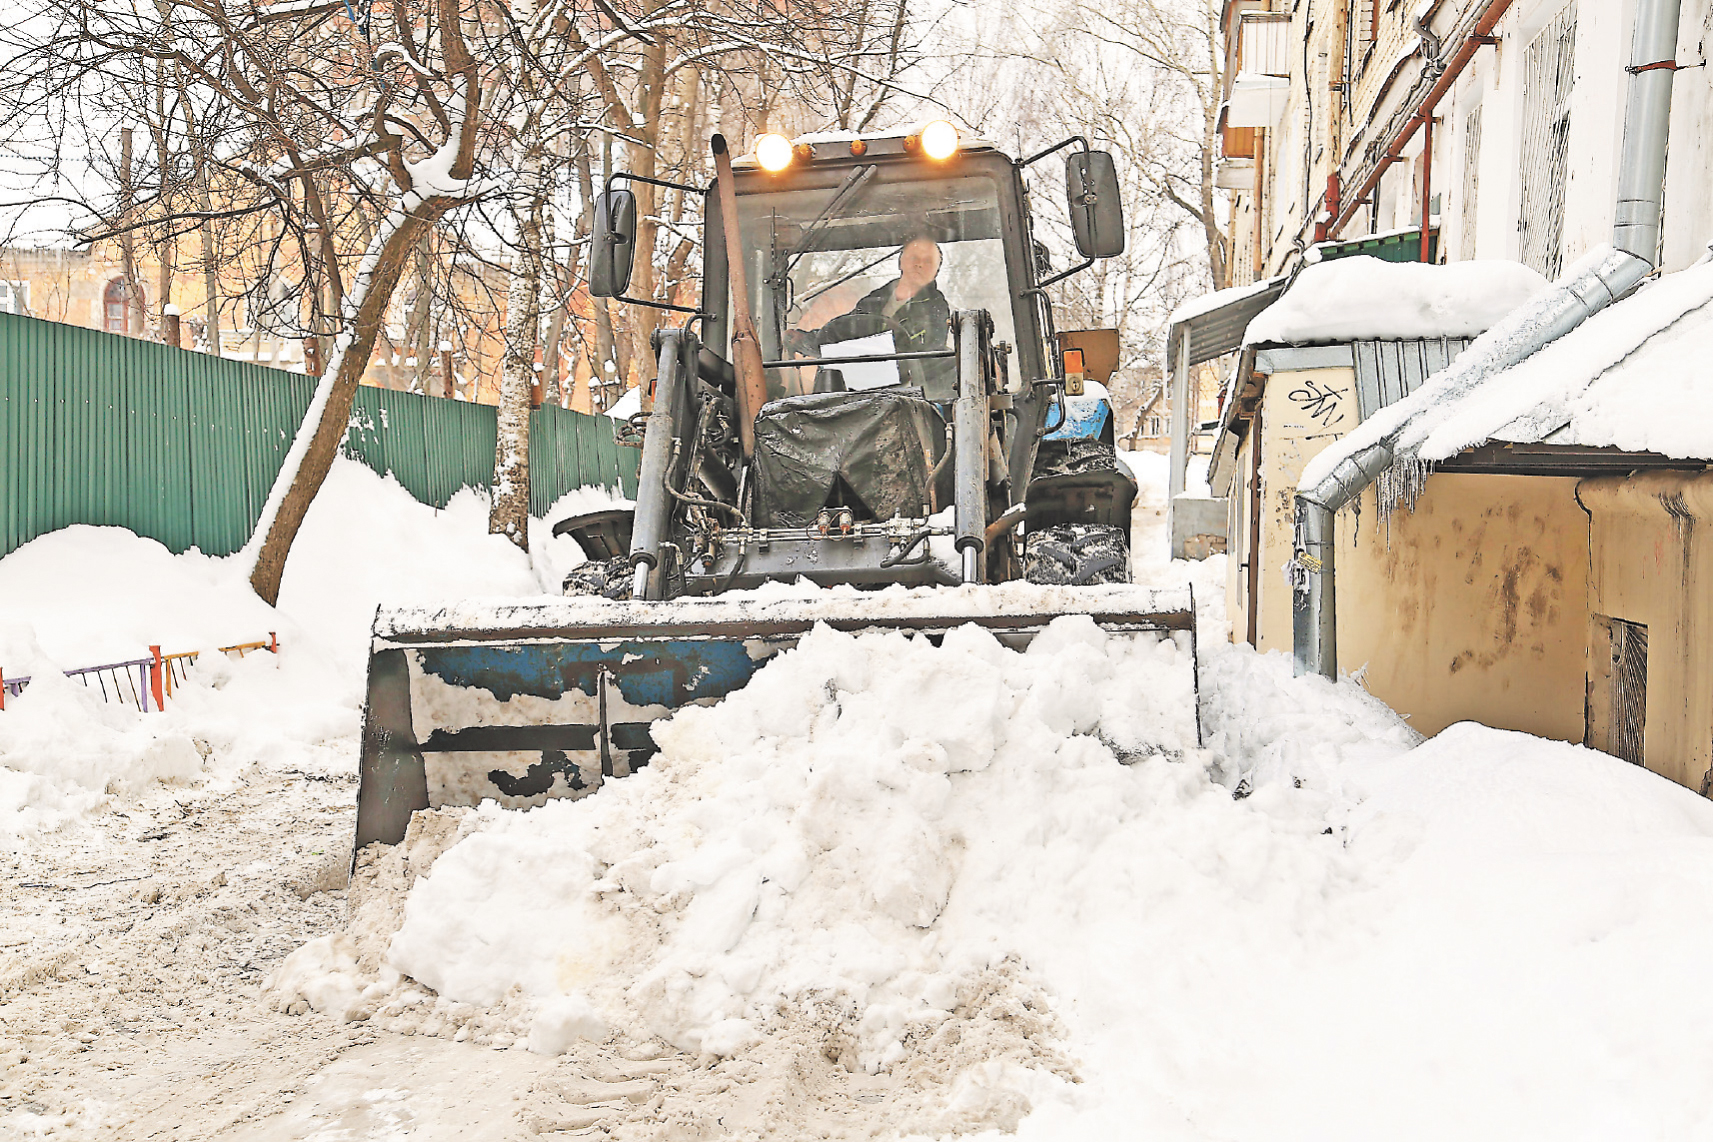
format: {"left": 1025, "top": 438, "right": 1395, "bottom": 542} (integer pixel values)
{"left": 785, "top": 165, "right": 877, "bottom": 274}
{"left": 765, "top": 165, "right": 878, "bottom": 349}
{"left": 793, "top": 248, "right": 898, "bottom": 315}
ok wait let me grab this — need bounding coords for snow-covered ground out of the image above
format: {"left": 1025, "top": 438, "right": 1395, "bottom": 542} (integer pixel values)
{"left": 5, "top": 454, "right": 1713, "bottom": 1140}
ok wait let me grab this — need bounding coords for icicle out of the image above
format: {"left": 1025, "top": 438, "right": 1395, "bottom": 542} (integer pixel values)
{"left": 1373, "top": 455, "right": 1433, "bottom": 546}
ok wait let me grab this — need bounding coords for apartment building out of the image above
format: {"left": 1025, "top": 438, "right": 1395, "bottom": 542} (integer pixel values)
{"left": 1181, "top": 0, "right": 1713, "bottom": 790}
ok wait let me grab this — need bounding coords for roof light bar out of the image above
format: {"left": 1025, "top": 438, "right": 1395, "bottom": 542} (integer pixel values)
{"left": 919, "top": 120, "right": 959, "bottom": 160}
{"left": 755, "top": 133, "right": 793, "bottom": 172}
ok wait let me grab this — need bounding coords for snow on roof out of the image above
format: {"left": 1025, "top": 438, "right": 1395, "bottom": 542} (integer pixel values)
{"left": 1167, "top": 274, "right": 1284, "bottom": 328}
{"left": 1442, "top": 258, "right": 1713, "bottom": 458}
{"left": 1299, "top": 255, "right": 1713, "bottom": 490}
{"left": 1243, "top": 256, "right": 1545, "bottom": 347}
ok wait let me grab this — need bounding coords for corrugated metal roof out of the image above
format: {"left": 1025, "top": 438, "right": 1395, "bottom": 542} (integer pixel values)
{"left": 1167, "top": 276, "right": 1289, "bottom": 370}
{"left": 1351, "top": 337, "right": 1474, "bottom": 420}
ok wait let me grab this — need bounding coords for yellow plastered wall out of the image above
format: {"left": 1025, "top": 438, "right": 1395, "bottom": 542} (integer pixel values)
{"left": 1337, "top": 473, "right": 1589, "bottom": 741}
{"left": 1578, "top": 472, "right": 1713, "bottom": 790}
{"left": 1255, "top": 366, "right": 1360, "bottom": 653}
{"left": 1235, "top": 364, "right": 1590, "bottom": 743}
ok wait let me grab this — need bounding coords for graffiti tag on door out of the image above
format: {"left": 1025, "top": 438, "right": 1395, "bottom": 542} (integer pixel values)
{"left": 1286, "top": 377, "right": 1350, "bottom": 427}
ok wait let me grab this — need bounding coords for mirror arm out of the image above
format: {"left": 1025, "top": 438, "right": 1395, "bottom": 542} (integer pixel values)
{"left": 1028, "top": 256, "right": 1096, "bottom": 291}
{"left": 599, "top": 171, "right": 710, "bottom": 314}
{"left": 612, "top": 295, "right": 711, "bottom": 317}
{"left": 1017, "top": 134, "right": 1090, "bottom": 169}
{"left": 611, "top": 171, "right": 708, "bottom": 197}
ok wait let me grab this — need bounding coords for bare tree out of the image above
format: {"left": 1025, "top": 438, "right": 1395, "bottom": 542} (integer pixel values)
{"left": 1063, "top": 0, "right": 1228, "bottom": 291}
{"left": 0, "top": 0, "right": 514, "bottom": 601}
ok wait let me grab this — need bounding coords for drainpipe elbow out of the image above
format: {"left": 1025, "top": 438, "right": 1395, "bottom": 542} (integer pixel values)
{"left": 1301, "top": 442, "right": 1395, "bottom": 515}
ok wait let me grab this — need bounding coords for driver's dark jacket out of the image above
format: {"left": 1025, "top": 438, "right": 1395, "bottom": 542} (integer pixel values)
{"left": 816, "top": 279, "right": 950, "bottom": 355}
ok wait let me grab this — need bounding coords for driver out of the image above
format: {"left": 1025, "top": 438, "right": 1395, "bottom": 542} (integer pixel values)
{"left": 789, "top": 236, "right": 951, "bottom": 388}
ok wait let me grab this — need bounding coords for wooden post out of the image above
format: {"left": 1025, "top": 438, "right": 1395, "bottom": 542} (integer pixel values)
{"left": 439, "top": 341, "right": 456, "bottom": 398}
{"left": 163, "top": 303, "right": 181, "bottom": 348}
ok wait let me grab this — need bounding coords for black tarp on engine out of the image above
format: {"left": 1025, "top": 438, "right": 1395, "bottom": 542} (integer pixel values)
{"left": 753, "top": 388, "right": 943, "bottom": 527}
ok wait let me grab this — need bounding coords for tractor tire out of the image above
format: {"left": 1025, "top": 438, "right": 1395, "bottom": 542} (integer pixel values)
{"left": 563, "top": 556, "right": 634, "bottom": 600}
{"left": 1024, "top": 523, "right": 1131, "bottom": 586}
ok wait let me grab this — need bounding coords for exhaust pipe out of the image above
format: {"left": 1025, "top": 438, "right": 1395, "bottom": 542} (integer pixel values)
{"left": 1292, "top": 0, "right": 1682, "bottom": 678}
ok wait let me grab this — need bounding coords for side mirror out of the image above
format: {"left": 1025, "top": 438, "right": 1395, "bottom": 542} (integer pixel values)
{"left": 589, "top": 186, "right": 637, "bottom": 298}
{"left": 1066, "top": 151, "right": 1125, "bottom": 259}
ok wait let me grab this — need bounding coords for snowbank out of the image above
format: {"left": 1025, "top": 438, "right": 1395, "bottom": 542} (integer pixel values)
{"left": 1245, "top": 256, "right": 1545, "bottom": 346}
{"left": 0, "top": 457, "right": 623, "bottom": 843}
{"left": 270, "top": 621, "right": 1713, "bottom": 1138}
{"left": 384, "top": 617, "right": 1199, "bottom": 1057}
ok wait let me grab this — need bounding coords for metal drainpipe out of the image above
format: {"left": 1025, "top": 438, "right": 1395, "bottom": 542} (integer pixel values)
{"left": 1291, "top": 0, "right": 1683, "bottom": 679}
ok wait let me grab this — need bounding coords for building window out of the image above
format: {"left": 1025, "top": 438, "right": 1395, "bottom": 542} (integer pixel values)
{"left": 104, "top": 278, "right": 132, "bottom": 334}
{"left": 1519, "top": 2, "right": 1578, "bottom": 277}
{"left": 0, "top": 280, "right": 27, "bottom": 315}
{"left": 1459, "top": 105, "right": 1483, "bottom": 262}
{"left": 1352, "top": 0, "right": 1378, "bottom": 69}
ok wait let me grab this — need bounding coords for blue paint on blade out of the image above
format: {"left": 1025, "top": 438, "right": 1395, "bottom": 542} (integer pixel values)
{"left": 417, "top": 639, "right": 768, "bottom": 708}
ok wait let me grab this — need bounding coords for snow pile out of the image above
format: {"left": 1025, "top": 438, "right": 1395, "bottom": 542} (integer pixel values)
{"left": 1299, "top": 254, "right": 1713, "bottom": 491}
{"left": 387, "top": 617, "right": 1199, "bottom": 1061}
{"left": 264, "top": 616, "right": 1196, "bottom": 1126}
{"left": 266, "top": 622, "right": 1713, "bottom": 1136}
{"left": 1245, "top": 255, "right": 1545, "bottom": 346}
{"left": 0, "top": 457, "right": 622, "bottom": 843}
{"left": 0, "top": 528, "right": 281, "bottom": 669}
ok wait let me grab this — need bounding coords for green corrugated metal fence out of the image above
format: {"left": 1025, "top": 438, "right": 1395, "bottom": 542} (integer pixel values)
{"left": 0, "top": 311, "right": 638, "bottom": 560}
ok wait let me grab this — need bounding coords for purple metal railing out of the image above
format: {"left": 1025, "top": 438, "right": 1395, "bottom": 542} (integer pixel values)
{"left": 1, "top": 657, "right": 156, "bottom": 712}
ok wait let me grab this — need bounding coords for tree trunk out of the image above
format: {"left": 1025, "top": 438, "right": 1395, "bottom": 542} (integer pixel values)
{"left": 490, "top": 153, "right": 544, "bottom": 550}
{"left": 246, "top": 201, "right": 452, "bottom": 604}
{"left": 197, "top": 163, "right": 219, "bottom": 354}
{"left": 412, "top": 237, "right": 433, "bottom": 394}
{"left": 540, "top": 202, "right": 565, "bottom": 405}
{"left": 152, "top": 69, "right": 174, "bottom": 326}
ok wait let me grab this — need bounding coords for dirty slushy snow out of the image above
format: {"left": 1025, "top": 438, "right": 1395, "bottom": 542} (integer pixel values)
{"left": 7, "top": 456, "right": 1713, "bottom": 1139}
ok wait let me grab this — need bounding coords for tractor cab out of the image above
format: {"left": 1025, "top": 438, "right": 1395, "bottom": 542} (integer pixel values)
{"left": 589, "top": 123, "right": 1125, "bottom": 529}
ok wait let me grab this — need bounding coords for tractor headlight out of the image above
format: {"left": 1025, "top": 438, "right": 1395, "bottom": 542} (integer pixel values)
{"left": 755, "top": 133, "right": 794, "bottom": 172}
{"left": 920, "top": 120, "right": 959, "bottom": 160}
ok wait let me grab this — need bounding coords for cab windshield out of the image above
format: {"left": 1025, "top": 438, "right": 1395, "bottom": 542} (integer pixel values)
{"left": 734, "top": 169, "right": 1018, "bottom": 402}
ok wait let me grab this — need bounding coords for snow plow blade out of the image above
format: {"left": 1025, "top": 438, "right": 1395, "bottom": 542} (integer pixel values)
{"left": 354, "top": 585, "right": 1197, "bottom": 854}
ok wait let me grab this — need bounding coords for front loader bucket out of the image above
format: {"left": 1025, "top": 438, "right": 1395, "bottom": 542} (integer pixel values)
{"left": 355, "top": 586, "right": 1198, "bottom": 855}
